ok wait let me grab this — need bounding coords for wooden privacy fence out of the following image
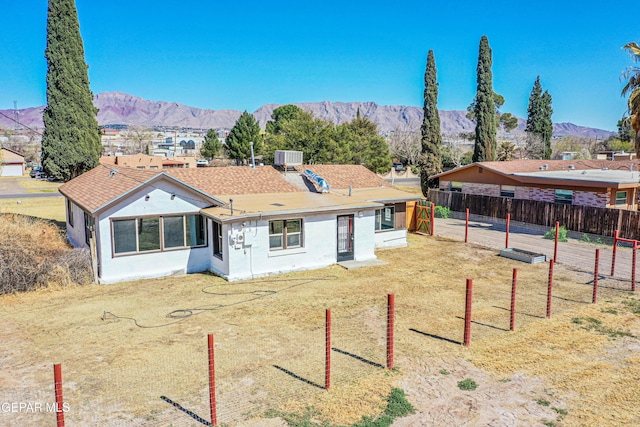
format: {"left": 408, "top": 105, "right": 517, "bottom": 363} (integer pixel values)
{"left": 428, "top": 189, "right": 640, "bottom": 240}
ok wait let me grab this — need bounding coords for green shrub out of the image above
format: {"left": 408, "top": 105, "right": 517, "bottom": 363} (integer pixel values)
{"left": 544, "top": 225, "right": 568, "bottom": 242}
{"left": 410, "top": 165, "right": 420, "bottom": 175}
{"left": 434, "top": 205, "right": 450, "bottom": 219}
{"left": 580, "top": 234, "right": 603, "bottom": 244}
{"left": 457, "top": 378, "right": 478, "bottom": 391}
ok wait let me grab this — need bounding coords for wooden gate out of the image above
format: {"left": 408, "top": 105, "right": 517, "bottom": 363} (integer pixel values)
{"left": 415, "top": 200, "right": 432, "bottom": 235}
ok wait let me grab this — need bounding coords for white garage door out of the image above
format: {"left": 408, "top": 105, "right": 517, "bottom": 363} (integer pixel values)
{"left": 1, "top": 164, "right": 24, "bottom": 177}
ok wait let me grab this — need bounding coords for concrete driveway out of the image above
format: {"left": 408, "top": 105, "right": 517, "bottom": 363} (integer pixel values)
{"left": 433, "top": 213, "right": 635, "bottom": 288}
{"left": 0, "top": 177, "right": 26, "bottom": 194}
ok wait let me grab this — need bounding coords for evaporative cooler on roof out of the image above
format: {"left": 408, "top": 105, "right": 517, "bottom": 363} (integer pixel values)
{"left": 274, "top": 150, "right": 303, "bottom": 166}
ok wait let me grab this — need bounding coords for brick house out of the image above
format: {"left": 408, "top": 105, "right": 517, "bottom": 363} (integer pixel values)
{"left": 432, "top": 160, "right": 640, "bottom": 210}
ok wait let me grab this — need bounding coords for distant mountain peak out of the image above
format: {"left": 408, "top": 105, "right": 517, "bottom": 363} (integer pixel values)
{"left": 0, "top": 91, "right": 615, "bottom": 140}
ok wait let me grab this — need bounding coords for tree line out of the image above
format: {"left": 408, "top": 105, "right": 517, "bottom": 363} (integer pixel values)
{"left": 419, "top": 35, "right": 554, "bottom": 194}
{"left": 201, "top": 105, "right": 392, "bottom": 174}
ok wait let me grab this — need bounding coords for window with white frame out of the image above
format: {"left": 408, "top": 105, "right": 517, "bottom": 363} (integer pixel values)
{"left": 375, "top": 205, "right": 395, "bottom": 231}
{"left": 615, "top": 191, "right": 628, "bottom": 206}
{"left": 500, "top": 185, "right": 515, "bottom": 198}
{"left": 269, "top": 219, "right": 302, "bottom": 250}
{"left": 112, "top": 214, "right": 206, "bottom": 255}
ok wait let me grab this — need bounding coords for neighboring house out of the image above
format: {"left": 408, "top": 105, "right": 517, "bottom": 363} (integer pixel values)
{"left": 0, "top": 147, "right": 26, "bottom": 177}
{"left": 432, "top": 159, "right": 640, "bottom": 210}
{"left": 100, "top": 154, "right": 196, "bottom": 170}
{"left": 59, "top": 164, "right": 420, "bottom": 283}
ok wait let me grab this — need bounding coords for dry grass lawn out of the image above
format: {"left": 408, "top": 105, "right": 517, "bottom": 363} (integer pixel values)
{"left": 0, "top": 196, "right": 65, "bottom": 223}
{"left": 1, "top": 233, "right": 639, "bottom": 426}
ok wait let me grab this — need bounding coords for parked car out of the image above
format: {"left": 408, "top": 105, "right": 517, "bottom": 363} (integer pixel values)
{"left": 196, "top": 159, "right": 209, "bottom": 167}
{"left": 392, "top": 162, "right": 403, "bottom": 171}
{"left": 30, "top": 166, "right": 44, "bottom": 178}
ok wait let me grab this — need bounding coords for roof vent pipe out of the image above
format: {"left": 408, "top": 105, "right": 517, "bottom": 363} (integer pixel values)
{"left": 230, "top": 198, "right": 234, "bottom": 215}
{"left": 250, "top": 141, "right": 256, "bottom": 169}
{"left": 349, "top": 185, "right": 352, "bottom": 196}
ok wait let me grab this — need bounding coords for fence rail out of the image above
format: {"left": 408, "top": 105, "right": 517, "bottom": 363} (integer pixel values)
{"left": 428, "top": 189, "right": 640, "bottom": 240}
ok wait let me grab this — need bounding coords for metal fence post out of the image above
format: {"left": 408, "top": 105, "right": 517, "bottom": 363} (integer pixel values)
{"left": 463, "top": 279, "right": 473, "bottom": 346}
{"left": 208, "top": 334, "right": 217, "bottom": 426}
{"left": 465, "top": 208, "right": 469, "bottom": 243}
{"left": 505, "top": 214, "right": 511, "bottom": 248}
{"left": 547, "top": 259, "right": 554, "bottom": 318}
{"left": 611, "top": 230, "right": 619, "bottom": 276}
{"left": 53, "top": 363, "right": 65, "bottom": 427}
{"left": 386, "top": 293, "right": 395, "bottom": 370}
{"left": 554, "top": 221, "right": 559, "bottom": 262}
{"left": 325, "top": 309, "right": 331, "bottom": 390}
{"left": 593, "top": 249, "right": 599, "bottom": 303}
{"left": 510, "top": 269, "right": 518, "bottom": 331}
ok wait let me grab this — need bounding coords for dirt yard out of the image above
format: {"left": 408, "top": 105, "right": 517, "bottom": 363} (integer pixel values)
{"left": 1, "top": 233, "right": 639, "bottom": 426}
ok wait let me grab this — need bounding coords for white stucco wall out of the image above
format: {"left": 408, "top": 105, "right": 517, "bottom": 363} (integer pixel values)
{"left": 221, "top": 210, "right": 377, "bottom": 281}
{"left": 95, "top": 179, "right": 216, "bottom": 284}
{"left": 65, "top": 200, "right": 87, "bottom": 248}
{"left": 375, "top": 228, "right": 408, "bottom": 249}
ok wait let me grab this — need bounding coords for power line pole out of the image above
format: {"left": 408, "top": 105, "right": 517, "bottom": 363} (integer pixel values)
{"left": 13, "top": 101, "right": 20, "bottom": 130}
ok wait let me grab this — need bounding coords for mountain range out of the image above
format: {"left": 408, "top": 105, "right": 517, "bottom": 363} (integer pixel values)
{"left": 0, "top": 91, "right": 615, "bottom": 140}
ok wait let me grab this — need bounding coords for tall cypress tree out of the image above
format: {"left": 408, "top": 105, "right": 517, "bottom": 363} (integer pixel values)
{"left": 419, "top": 49, "right": 442, "bottom": 196}
{"left": 525, "top": 76, "right": 543, "bottom": 134}
{"left": 472, "top": 35, "right": 497, "bottom": 163}
{"left": 541, "top": 90, "right": 553, "bottom": 159}
{"left": 42, "top": 0, "right": 101, "bottom": 182}
{"left": 526, "top": 76, "right": 553, "bottom": 159}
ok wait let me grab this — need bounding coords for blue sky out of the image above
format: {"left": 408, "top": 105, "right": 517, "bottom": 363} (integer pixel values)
{"left": 1, "top": 0, "right": 637, "bottom": 131}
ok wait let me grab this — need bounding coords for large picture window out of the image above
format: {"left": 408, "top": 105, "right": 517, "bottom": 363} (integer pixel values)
{"left": 375, "top": 205, "right": 396, "bottom": 231}
{"left": 269, "top": 219, "right": 302, "bottom": 250}
{"left": 112, "top": 214, "right": 206, "bottom": 255}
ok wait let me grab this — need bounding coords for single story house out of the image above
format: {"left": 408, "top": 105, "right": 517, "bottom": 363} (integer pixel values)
{"left": 432, "top": 159, "right": 640, "bottom": 210}
{"left": 0, "top": 147, "right": 26, "bottom": 177}
{"left": 59, "top": 164, "right": 420, "bottom": 283}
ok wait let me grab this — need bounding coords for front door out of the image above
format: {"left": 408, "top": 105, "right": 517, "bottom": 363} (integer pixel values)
{"left": 337, "top": 215, "right": 354, "bottom": 262}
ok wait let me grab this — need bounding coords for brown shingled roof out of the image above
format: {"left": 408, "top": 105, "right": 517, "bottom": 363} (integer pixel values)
{"left": 59, "top": 164, "right": 161, "bottom": 213}
{"left": 167, "top": 165, "right": 302, "bottom": 195}
{"left": 296, "top": 164, "right": 390, "bottom": 189}
{"left": 61, "top": 164, "right": 397, "bottom": 214}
